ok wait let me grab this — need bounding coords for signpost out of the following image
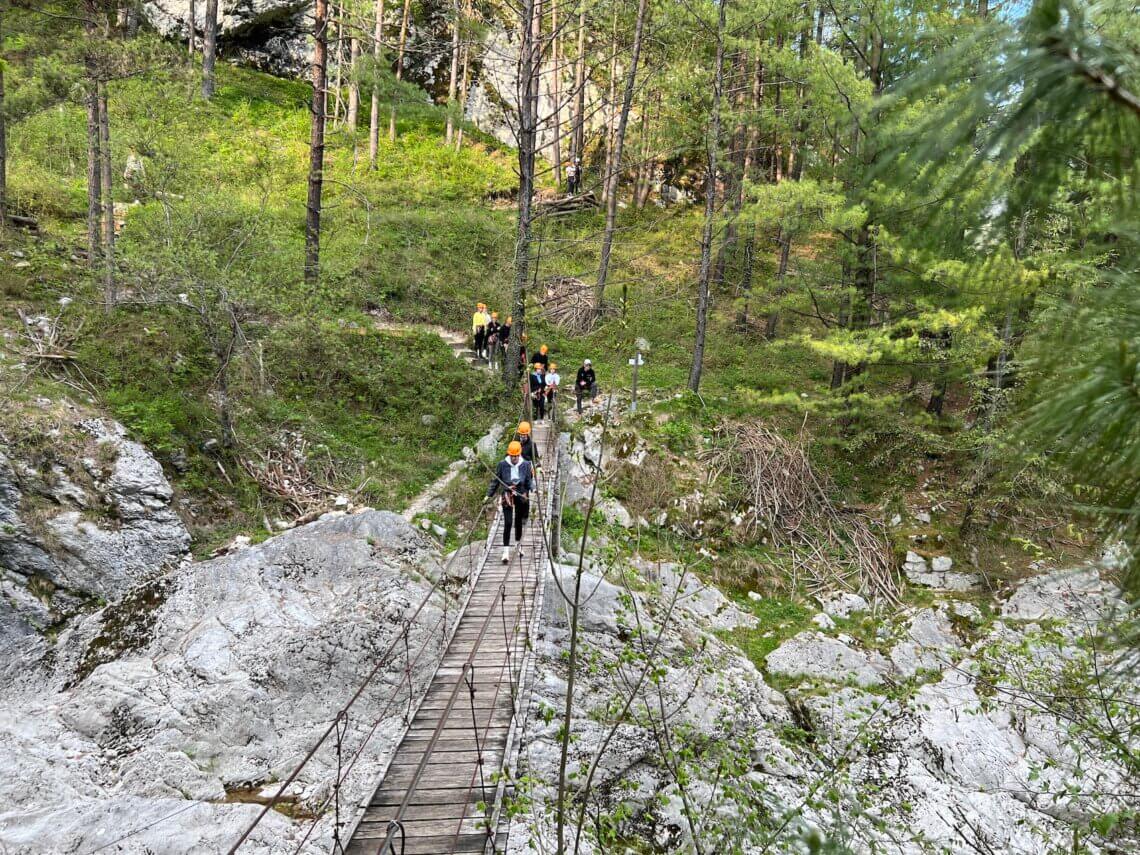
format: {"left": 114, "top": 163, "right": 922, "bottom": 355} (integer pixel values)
{"left": 629, "top": 350, "right": 645, "bottom": 412}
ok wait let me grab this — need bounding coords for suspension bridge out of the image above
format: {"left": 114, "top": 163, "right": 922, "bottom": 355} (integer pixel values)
{"left": 229, "top": 414, "right": 561, "bottom": 855}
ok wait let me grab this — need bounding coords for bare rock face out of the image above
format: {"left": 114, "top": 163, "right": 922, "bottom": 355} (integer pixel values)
{"left": 1, "top": 418, "right": 189, "bottom": 664}
{"left": 0, "top": 510, "right": 450, "bottom": 854}
{"left": 143, "top": 1, "right": 311, "bottom": 76}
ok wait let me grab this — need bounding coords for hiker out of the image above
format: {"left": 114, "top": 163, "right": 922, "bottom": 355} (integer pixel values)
{"left": 487, "top": 440, "right": 535, "bottom": 563}
{"left": 568, "top": 157, "right": 583, "bottom": 194}
{"left": 515, "top": 420, "right": 540, "bottom": 470}
{"left": 534, "top": 344, "right": 550, "bottom": 369}
{"left": 472, "top": 303, "right": 489, "bottom": 359}
{"left": 486, "top": 312, "right": 503, "bottom": 369}
{"left": 575, "top": 358, "right": 597, "bottom": 413}
{"left": 499, "top": 315, "right": 512, "bottom": 364}
{"left": 529, "top": 362, "right": 547, "bottom": 421}
{"left": 518, "top": 332, "right": 530, "bottom": 370}
{"left": 545, "top": 362, "right": 561, "bottom": 419}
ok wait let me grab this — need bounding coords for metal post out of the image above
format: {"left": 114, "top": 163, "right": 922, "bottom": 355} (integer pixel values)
{"left": 629, "top": 350, "right": 643, "bottom": 412}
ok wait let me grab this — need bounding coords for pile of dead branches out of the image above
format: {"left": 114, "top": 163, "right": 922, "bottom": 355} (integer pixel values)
{"left": 11, "top": 308, "right": 95, "bottom": 395}
{"left": 239, "top": 432, "right": 339, "bottom": 517}
{"left": 535, "top": 190, "right": 599, "bottom": 216}
{"left": 539, "top": 275, "right": 596, "bottom": 334}
{"left": 710, "top": 422, "right": 901, "bottom": 603}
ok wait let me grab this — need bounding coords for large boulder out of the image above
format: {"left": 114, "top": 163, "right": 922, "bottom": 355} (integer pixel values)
{"left": 0, "top": 510, "right": 451, "bottom": 854}
{"left": 1, "top": 418, "right": 189, "bottom": 663}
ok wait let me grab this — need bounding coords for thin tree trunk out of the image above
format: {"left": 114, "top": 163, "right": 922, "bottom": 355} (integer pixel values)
{"left": 305, "top": 0, "right": 330, "bottom": 285}
{"left": 456, "top": 5, "right": 471, "bottom": 151}
{"left": 368, "top": 0, "right": 385, "bottom": 168}
{"left": 713, "top": 52, "right": 749, "bottom": 289}
{"left": 83, "top": 3, "right": 102, "bottom": 267}
{"left": 571, "top": 6, "right": 586, "bottom": 161}
{"left": 601, "top": 9, "right": 618, "bottom": 204}
{"left": 594, "top": 0, "right": 649, "bottom": 317}
{"left": 0, "top": 5, "right": 6, "bottom": 234}
{"left": 388, "top": 0, "right": 411, "bottom": 141}
{"left": 506, "top": 0, "right": 539, "bottom": 388}
{"left": 550, "top": 0, "right": 562, "bottom": 186}
{"left": 347, "top": 36, "right": 360, "bottom": 128}
{"left": 736, "top": 230, "right": 756, "bottom": 326}
{"left": 331, "top": 6, "right": 345, "bottom": 126}
{"left": 188, "top": 0, "right": 196, "bottom": 54}
{"left": 764, "top": 231, "right": 791, "bottom": 337}
{"left": 445, "top": 0, "right": 461, "bottom": 144}
{"left": 202, "top": 0, "right": 219, "bottom": 98}
{"left": 633, "top": 96, "right": 651, "bottom": 208}
{"left": 98, "top": 81, "right": 115, "bottom": 308}
{"left": 688, "top": 0, "right": 728, "bottom": 393}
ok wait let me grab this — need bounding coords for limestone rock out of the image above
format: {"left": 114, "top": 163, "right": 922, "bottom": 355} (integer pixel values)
{"left": 765, "top": 631, "right": 889, "bottom": 687}
{"left": 816, "top": 590, "right": 868, "bottom": 618}
{"left": 0, "top": 510, "right": 449, "bottom": 853}
{"left": 888, "top": 607, "right": 960, "bottom": 676}
{"left": 1002, "top": 568, "right": 1118, "bottom": 624}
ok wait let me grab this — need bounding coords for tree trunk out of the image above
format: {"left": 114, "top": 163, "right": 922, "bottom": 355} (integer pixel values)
{"left": 713, "top": 52, "right": 749, "bottom": 290}
{"left": 736, "top": 230, "right": 756, "bottom": 326}
{"left": 456, "top": 4, "right": 472, "bottom": 151}
{"left": 601, "top": 10, "right": 618, "bottom": 205}
{"left": 331, "top": 6, "right": 344, "bottom": 126}
{"left": 764, "top": 230, "right": 791, "bottom": 337}
{"left": 347, "top": 36, "right": 360, "bottom": 129}
{"left": 368, "top": 0, "right": 385, "bottom": 168}
{"left": 188, "top": 0, "right": 196, "bottom": 54}
{"left": 571, "top": 6, "right": 586, "bottom": 161}
{"left": 305, "top": 0, "right": 330, "bottom": 285}
{"left": 98, "top": 81, "right": 115, "bottom": 308}
{"left": 202, "top": 0, "right": 219, "bottom": 98}
{"left": 688, "top": 0, "right": 727, "bottom": 394}
{"left": 633, "top": 97, "right": 651, "bottom": 208}
{"left": 445, "top": 0, "right": 460, "bottom": 144}
{"left": 593, "top": 0, "right": 649, "bottom": 318}
{"left": 83, "top": 3, "right": 102, "bottom": 267}
{"left": 506, "top": 0, "right": 539, "bottom": 388}
{"left": 388, "top": 0, "right": 411, "bottom": 141}
{"left": 0, "top": 5, "right": 6, "bottom": 234}
{"left": 549, "top": 0, "right": 562, "bottom": 186}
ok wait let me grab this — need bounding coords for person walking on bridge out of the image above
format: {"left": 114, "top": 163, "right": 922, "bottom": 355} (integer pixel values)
{"left": 529, "top": 362, "right": 547, "bottom": 421}
{"left": 515, "top": 421, "right": 540, "bottom": 473}
{"left": 576, "top": 358, "right": 597, "bottom": 413}
{"left": 488, "top": 440, "right": 535, "bottom": 563}
{"left": 534, "top": 343, "right": 550, "bottom": 369}
{"left": 472, "top": 303, "right": 489, "bottom": 359}
{"left": 545, "top": 362, "right": 561, "bottom": 421}
{"left": 499, "top": 316, "right": 512, "bottom": 365}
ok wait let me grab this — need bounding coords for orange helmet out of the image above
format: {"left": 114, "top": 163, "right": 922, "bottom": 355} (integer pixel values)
{"left": 517, "top": 421, "right": 531, "bottom": 436}
{"left": 506, "top": 316, "right": 513, "bottom": 324}
{"left": 477, "top": 302, "right": 486, "bottom": 309}
{"left": 491, "top": 311, "right": 499, "bottom": 318}
{"left": 533, "top": 362, "right": 543, "bottom": 371}
{"left": 508, "top": 440, "right": 522, "bottom": 456}
{"left": 540, "top": 344, "right": 549, "bottom": 354}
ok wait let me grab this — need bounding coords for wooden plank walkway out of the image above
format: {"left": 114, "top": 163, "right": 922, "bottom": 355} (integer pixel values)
{"left": 344, "top": 422, "right": 556, "bottom": 855}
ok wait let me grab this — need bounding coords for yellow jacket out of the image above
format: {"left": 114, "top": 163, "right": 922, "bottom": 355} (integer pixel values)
{"left": 472, "top": 311, "right": 489, "bottom": 331}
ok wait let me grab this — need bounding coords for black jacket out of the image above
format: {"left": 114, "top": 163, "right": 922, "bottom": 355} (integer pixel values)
{"left": 517, "top": 434, "right": 540, "bottom": 466}
{"left": 487, "top": 457, "right": 535, "bottom": 499}
{"left": 534, "top": 351, "right": 550, "bottom": 368}
{"left": 486, "top": 320, "right": 503, "bottom": 343}
{"left": 576, "top": 366, "right": 596, "bottom": 388}
{"left": 529, "top": 371, "right": 545, "bottom": 394}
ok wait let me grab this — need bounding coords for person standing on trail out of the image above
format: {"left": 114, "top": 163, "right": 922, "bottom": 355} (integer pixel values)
{"left": 486, "top": 312, "right": 503, "bottom": 369}
{"left": 566, "top": 159, "right": 579, "bottom": 195}
{"left": 472, "top": 303, "right": 489, "bottom": 359}
{"left": 535, "top": 344, "right": 550, "bottom": 369}
{"left": 575, "top": 358, "right": 597, "bottom": 413}
{"left": 487, "top": 440, "right": 535, "bottom": 563}
{"left": 545, "top": 362, "right": 561, "bottom": 419}
{"left": 515, "top": 421, "right": 540, "bottom": 471}
{"left": 529, "top": 362, "right": 547, "bottom": 421}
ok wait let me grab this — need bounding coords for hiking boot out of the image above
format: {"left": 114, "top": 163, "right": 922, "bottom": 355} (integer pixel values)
{"left": 501, "top": 546, "right": 511, "bottom": 564}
